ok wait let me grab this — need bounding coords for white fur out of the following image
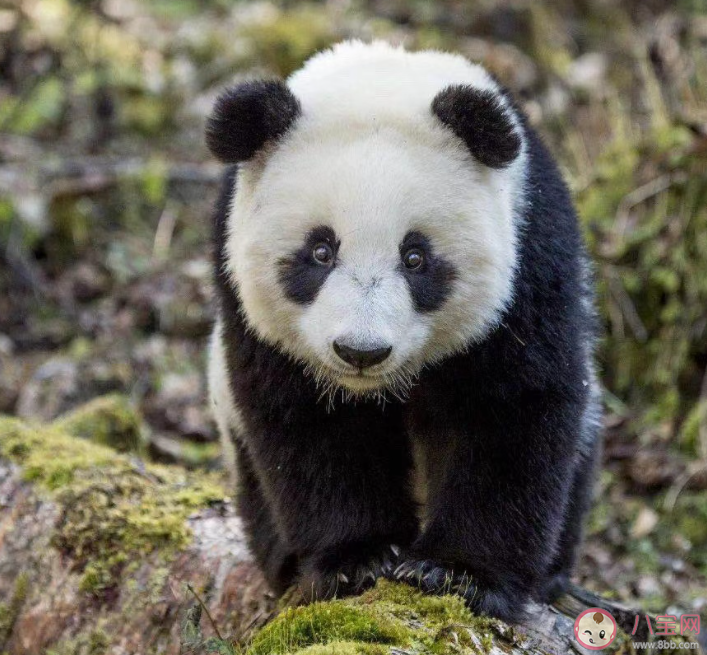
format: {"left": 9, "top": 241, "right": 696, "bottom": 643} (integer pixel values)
{"left": 221, "top": 40, "right": 527, "bottom": 399}
{"left": 208, "top": 321, "right": 244, "bottom": 484}
{"left": 579, "top": 256, "right": 602, "bottom": 455}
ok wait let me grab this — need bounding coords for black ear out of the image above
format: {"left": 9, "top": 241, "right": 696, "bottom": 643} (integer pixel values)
{"left": 205, "top": 80, "right": 301, "bottom": 163}
{"left": 432, "top": 85, "right": 521, "bottom": 169}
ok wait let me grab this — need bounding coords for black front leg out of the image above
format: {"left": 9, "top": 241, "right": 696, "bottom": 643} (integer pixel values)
{"left": 397, "top": 388, "right": 581, "bottom": 622}
{"left": 244, "top": 398, "right": 418, "bottom": 601}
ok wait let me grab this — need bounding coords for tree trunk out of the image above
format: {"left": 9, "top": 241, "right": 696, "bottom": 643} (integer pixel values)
{"left": 0, "top": 398, "right": 696, "bottom": 655}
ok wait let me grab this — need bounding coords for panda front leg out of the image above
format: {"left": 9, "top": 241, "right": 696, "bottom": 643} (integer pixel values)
{"left": 244, "top": 401, "right": 419, "bottom": 601}
{"left": 396, "top": 390, "right": 580, "bottom": 622}
{"left": 542, "top": 425, "right": 601, "bottom": 602}
{"left": 232, "top": 436, "right": 299, "bottom": 594}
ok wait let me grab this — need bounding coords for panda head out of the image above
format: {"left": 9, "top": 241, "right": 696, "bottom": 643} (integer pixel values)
{"left": 208, "top": 41, "right": 526, "bottom": 400}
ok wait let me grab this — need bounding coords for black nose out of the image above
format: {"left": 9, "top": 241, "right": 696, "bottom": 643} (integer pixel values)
{"left": 333, "top": 341, "right": 392, "bottom": 369}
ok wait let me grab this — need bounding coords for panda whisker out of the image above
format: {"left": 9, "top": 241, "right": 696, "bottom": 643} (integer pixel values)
{"left": 304, "top": 362, "right": 339, "bottom": 411}
{"left": 302, "top": 355, "right": 424, "bottom": 410}
{"left": 380, "top": 363, "right": 419, "bottom": 403}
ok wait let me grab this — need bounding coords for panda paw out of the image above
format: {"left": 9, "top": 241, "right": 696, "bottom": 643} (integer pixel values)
{"left": 298, "top": 544, "right": 401, "bottom": 602}
{"left": 390, "top": 558, "right": 527, "bottom": 623}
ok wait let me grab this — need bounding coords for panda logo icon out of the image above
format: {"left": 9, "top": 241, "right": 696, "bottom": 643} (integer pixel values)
{"left": 574, "top": 608, "right": 617, "bottom": 650}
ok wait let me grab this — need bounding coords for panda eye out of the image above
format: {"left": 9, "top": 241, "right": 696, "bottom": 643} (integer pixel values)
{"left": 312, "top": 242, "right": 334, "bottom": 266}
{"left": 402, "top": 248, "right": 424, "bottom": 270}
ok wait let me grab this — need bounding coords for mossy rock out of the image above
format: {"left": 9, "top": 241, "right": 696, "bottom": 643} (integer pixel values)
{"left": 0, "top": 405, "right": 225, "bottom": 596}
{"left": 240, "top": 580, "right": 498, "bottom": 655}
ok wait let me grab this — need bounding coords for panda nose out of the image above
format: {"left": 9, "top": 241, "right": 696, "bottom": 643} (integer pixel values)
{"left": 333, "top": 341, "right": 392, "bottom": 369}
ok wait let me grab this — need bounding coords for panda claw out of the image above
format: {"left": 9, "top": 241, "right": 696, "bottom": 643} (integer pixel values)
{"left": 304, "top": 544, "right": 407, "bottom": 599}
{"left": 393, "top": 562, "right": 415, "bottom": 579}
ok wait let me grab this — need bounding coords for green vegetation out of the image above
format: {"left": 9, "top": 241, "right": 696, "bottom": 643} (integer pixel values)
{"left": 184, "top": 580, "right": 503, "bottom": 655}
{"left": 577, "top": 123, "right": 707, "bottom": 435}
{"left": 246, "top": 603, "right": 407, "bottom": 655}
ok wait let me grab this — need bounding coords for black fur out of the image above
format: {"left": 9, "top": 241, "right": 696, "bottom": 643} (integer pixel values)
{"left": 211, "top": 89, "right": 599, "bottom": 623}
{"left": 278, "top": 226, "right": 339, "bottom": 304}
{"left": 205, "top": 80, "right": 301, "bottom": 163}
{"left": 399, "top": 231, "right": 457, "bottom": 312}
{"left": 432, "top": 85, "right": 521, "bottom": 169}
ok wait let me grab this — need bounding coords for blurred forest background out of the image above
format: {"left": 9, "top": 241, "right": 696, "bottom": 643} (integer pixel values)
{"left": 0, "top": 0, "right": 706, "bottom": 624}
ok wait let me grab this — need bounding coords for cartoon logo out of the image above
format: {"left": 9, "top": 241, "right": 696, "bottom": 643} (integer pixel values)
{"left": 574, "top": 608, "right": 617, "bottom": 650}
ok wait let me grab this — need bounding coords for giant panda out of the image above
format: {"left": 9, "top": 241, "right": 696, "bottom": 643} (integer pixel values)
{"left": 206, "top": 40, "right": 601, "bottom": 622}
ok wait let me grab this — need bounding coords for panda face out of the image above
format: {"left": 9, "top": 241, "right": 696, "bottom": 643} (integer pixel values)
{"left": 225, "top": 123, "right": 519, "bottom": 399}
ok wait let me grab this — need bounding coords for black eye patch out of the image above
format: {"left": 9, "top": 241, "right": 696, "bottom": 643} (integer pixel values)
{"left": 399, "top": 231, "right": 457, "bottom": 312}
{"left": 278, "top": 226, "right": 339, "bottom": 304}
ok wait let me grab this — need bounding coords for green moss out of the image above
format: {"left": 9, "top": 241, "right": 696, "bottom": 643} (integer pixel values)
{"left": 0, "top": 412, "right": 225, "bottom": 595}
{"left": 244, "top": 580, "right": 498, "bottom": 655}
{"left": 246, "top": 603, "right": 406, "bottom": 655}
{"left": 290, "top": 643, "right": 388, "bottom": 655}
{"left": 54, "top": 394, "right": 144, "bottom": 454}
{"left": 0, "top": 417, "right": 118, "bottom": 489}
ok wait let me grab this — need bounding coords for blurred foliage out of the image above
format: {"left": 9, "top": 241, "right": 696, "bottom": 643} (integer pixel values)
{"left": 579, "top": 122, "right": 707, "bottom": 443}
{"left": 1, "top": 0, "right": 706, "bottom": 621}
{"left": 238, "top": 5, "right": 338, "bottom": 76}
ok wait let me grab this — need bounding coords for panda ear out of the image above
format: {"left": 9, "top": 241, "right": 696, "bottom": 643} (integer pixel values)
{"left": 205, "top": 80, "right": 301, "bottom": 163}
{"left": 432, "top": 85, "right": 521, "bottom": 169}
